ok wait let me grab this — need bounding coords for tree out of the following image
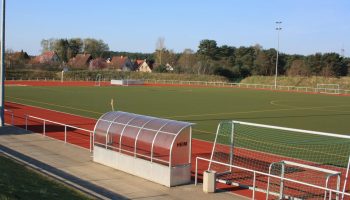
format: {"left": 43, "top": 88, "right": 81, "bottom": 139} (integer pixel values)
{"left": 53, "top": 39, "right": 69, "bottom": 62}
{"left": 67, "top": 38, "right": 83, "bottom": 59}
{"left": 321, "top": 53, "right": 347, "bottom": 77}
{"left": 83, "top": 38, "right": 109, "bottom": 58}
{"left": 287, "top": 59, "right": 310, "bottom": 76}
{"left": 40, "top": 38, "right": 55, "bottom": 53}
{"left": 218, "top": 45, "right": 236, "bottom": 67}
{"left": 155, "top": 37, "right": 165, "bottom": 66}
{"left": 218, "top": 45, "right": 235, "bottom": 58}
{"left": 178, "top": 49, "right": 197, "bottom": 73}
{"left": 254, "top": 50, "right": 273, "bottom": 75}
{"left": 197, "top": 39, "right": 219, "bottom": 60}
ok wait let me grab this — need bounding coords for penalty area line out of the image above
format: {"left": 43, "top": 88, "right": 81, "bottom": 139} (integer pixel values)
{"left": 166, "top": 104, "right": 350, "bottom": 119}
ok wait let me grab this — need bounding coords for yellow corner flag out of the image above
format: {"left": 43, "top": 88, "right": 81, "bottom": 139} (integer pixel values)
{"left": 111, "top": 98, "right": 115, "bottom": 111}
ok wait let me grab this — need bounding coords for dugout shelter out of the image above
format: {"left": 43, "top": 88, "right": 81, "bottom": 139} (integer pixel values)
{"left": 93, "top": 111, "right": 193, "bottom": 187}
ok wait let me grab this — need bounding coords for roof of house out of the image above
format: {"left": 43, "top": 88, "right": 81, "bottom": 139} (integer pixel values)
{"left": 33, "top": 51, "right": 59, "bottom": 63}
{"left": 110, "top": 56, "right": 130, "bottom": 65}
{"left": 89, "top": 57, "right": 107, "bottom": 70}
{"left": 42, "top": 51, "right": 57, "bottom": 59}
{"left": 69, "top": 53, "right": 92, "bottom": 67}
{"left": 8, "top": 51, "right": 30, "bottom": 60}
{"left": 135, "top": 59, "right": 144, "bottom": 65}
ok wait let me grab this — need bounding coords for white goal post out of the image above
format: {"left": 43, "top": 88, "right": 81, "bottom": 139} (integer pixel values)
{"left": 207, "top": 120, "right": 350, "bottom": 200}
{"left": 316, "top": 84, "right": 340, "bottom": 94}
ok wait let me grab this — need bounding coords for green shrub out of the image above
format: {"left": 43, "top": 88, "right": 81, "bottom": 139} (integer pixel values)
{"left": 5, "top": 69, "right": 229, "bottom": 82}
{"left": 240, "top": 76, "right": 350, "bottom": 89}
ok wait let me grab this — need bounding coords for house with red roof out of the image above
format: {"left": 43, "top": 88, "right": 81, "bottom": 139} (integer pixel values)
{"left": 33, "top": 51, "right": 60, "bottom": 64}
{"left": 89, "top": 58, "right": 107, "bottom": 70}
{"left": 68, "top": 53, "right": 93, "bottom": 69}
{"left": 109, "top": 56, "right": 136, "bottom": 71}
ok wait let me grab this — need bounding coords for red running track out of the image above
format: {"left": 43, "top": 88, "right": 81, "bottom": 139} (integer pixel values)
{"left": 5, "top": 80, "right": 111, "bottom": 87}
{"left": 5, "top": 80, "right": 350, "bottom": 97}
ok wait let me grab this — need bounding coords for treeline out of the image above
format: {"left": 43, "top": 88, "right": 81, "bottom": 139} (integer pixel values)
{"left": 165, "top": 40, "right": 350, "bottom": 80}
{"left": 5, "top": 69, "right": 228, "bottom": 82}
{"left": 6, "top": 38, "right": 350, "bottom": 80}
{"left": 40, "top": 38, "right": 109, "bottom": 62}
{"left": 40, "top": 38, "right": 154, "bottom": 62}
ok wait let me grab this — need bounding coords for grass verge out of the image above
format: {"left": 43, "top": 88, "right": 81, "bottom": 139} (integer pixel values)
{"left": 0, "top": 154, "right": 92, "bottom": 200}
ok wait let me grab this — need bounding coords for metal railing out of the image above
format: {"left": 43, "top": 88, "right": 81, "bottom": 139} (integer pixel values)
{"left": 94, "top": 141, "right": 169, "bottom": 165}
{"left": 6, "top": 79, "right": 350, "bottom": 95}
{"left": 195, "top": 157, "right": 350, "bottom": 200}
{"left": 143, "top": 79, "right": 350, "bottom": 95}
{"left": 25, "top": 115, "right": 94, "bottom": 152}
{"left": 4, "top": 108, "right": 14, "bottom": 125}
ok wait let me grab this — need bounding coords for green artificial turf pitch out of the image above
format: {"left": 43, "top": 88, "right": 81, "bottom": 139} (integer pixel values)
{"left": 5, "top": 86, "right": 350, "bottom": 139}
{"left": 5, "top": 85, "right": 350, "bottom": 140}
{"left": 5, "top": 85, "right": 350, "bottom": 167}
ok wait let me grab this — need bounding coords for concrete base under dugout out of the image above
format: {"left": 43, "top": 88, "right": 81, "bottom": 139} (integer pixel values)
{"left": 93, "top": 146, "right": 191, "bottom": 187}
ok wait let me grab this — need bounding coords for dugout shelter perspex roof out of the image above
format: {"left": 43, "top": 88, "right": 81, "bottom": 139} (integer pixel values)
{"left": 93, "top": 111, "right": 194, "bottom": 167}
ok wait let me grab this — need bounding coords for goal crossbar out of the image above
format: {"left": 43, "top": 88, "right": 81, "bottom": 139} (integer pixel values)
{"left": 283, "top": 160, "right": 341, "bottom": 175}
{"left": 232, "top": 120, "right": 350, "bottom": 139}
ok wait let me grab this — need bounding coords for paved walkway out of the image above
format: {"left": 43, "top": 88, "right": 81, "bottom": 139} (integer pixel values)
{"left": 0, "top": 126, "right": 248, "bottom": 200}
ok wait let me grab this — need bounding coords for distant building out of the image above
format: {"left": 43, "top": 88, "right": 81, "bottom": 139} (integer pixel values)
{"left": 89, "top": 58, "right": 107, "bottom": 70}
{"left": 6, "top": 50, "right": 30, "bottom": 68}
{"left": 109, "top": 56, "right": 135, "bottom": 71}
{"left": 137, "top": 59, "right": 153, "bottom": 73}
{"left": 68, "top": 53, "right": 93, "bottom": 69}
{"left": 135, "top": 59, "right": 144, "bottom": 66}
{"left": 33, "top": 51, "right": 60, "bottom": 64}
{"left": 165, "top": 63, "right": 174, "bottom": 71}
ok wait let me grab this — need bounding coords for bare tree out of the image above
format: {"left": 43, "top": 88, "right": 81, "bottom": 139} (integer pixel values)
{"left": 155, "top": 37, "right": 165, "bottom": 65}
{"left": 40, "top": 38, "right": 55, "bottom": 53}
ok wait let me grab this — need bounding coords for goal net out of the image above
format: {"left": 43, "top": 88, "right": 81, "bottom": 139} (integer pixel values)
{"left": 316, "top": 84, "right": 340, "bottom": 94}
{"left": 95, "top": 74, "right": 102, "bottom": 86}
{"left": 208, "top": 121, "right": 350, "bottom": 199}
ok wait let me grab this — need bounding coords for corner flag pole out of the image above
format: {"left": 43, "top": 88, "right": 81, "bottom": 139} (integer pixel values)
{"left": 0, "top": 0, "right": 6, "bottom": 126}
{"left": 110, "top": 98, "right": 114, "bottom": 111}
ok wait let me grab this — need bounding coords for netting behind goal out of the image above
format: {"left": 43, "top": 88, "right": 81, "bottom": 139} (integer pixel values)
{"left": 208, "top": 121, "right": 350, "bottom": 200}
{"left": 316, "top": 84, "right": 340, "bottom": 94}
{"left": 95, "top": 74, "right": 102, "bottom": 86}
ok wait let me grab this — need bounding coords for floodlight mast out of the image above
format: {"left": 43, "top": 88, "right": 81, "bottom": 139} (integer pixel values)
{"left": 0, "top": 0, "right": 5, "bottom": 126}
{"left": 274, "top": 21, "right": 282, "bottom": 90}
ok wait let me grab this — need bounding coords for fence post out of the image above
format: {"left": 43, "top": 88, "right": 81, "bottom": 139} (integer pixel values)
{"left": 43, "top": 120, "right": 46, "bottom": 136}
{"left": 11, "top": 112, "right": 14, "bottom": 125}
{"left": 195, "top": 157, "right": 198, "bottom": 185}
{"left": 64, "top": 125, "right": 67, "bottom": 143}
{"left": 89, "top": 132, "right": 92, "bottom": 152}
{"left": 25, "top": 115, "right": 28, "bottom": 130}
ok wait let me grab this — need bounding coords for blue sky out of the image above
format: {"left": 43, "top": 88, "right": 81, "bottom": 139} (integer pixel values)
{"left": 4, "top": 0, "right": 350, "bottom": 56}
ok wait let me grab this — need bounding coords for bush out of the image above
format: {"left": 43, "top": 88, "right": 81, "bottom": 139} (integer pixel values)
{"left": 6, "top": 69, "right": 57, "bottom": 80}
{"left": 6, "top": 69, "right": 230, "bottom": 82}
